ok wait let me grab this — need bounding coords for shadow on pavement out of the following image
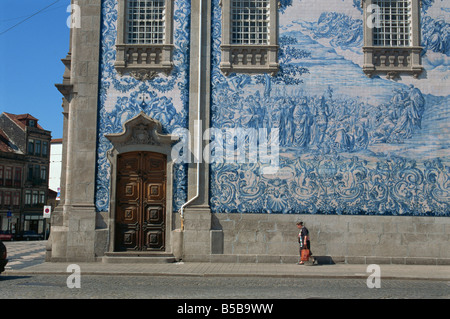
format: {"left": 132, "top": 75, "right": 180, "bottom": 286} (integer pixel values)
{"left": 0, "top": 275, "right": 32, "bottom": 281}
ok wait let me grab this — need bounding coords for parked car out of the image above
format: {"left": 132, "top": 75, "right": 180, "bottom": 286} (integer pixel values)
{"left": 0, "top": 231, "right": 13, "bottom": 241}
{"left": 0, "top": 240, "right": 7, "bottom": 274}
{"left": 20, "top": 230, "right": 44, "bottom": 241}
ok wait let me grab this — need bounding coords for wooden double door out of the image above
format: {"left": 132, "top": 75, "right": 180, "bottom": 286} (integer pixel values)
{"left": 115, "top": 151, "right": 167, "bottom": 252}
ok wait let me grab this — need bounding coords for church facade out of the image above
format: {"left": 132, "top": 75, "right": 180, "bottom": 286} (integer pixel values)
{"left": 49, "top": 0, "right": 450, "bottom": 264}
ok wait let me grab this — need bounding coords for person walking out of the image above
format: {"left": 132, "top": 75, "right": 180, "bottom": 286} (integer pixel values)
{"left": 297, "top": 221, "right": 312, "bottom": 265}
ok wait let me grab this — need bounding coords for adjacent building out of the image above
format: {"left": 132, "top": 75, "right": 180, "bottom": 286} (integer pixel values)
{"left": 0, "top": 113, "right": 52, "bottom": 237}
{"left": 49, "top": 0, "right": 449, "bottom": 264}
{"left": 0, "top": 127, "right": 24, "bottom": 234}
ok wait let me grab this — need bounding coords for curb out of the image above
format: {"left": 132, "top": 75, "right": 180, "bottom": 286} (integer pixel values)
{"left": 4, "top": 268, "right": 449, "bottom": 281}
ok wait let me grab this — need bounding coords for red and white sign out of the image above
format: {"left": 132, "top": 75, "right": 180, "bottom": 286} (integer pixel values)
{"left": 43, "top": 206, "right": 52, "bottom": 218}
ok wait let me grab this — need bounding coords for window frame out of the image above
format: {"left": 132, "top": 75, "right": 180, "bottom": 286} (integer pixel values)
{"left": 28, "top": 139, "right": 35, "bottom": 155}
{"left": 35, "top": 140, "right": 41, "bottom": 156}
{"left": 115, "top": 0, "right": 175, "bottom": 80}
{"left": 13, "top": 191, "right": 20, "bottom": 207}
{"left": 40, "top": 166, "right": 47, "bottom": 182}
{"left": 39, "top": 191, "right": 46, "bottom": 205}
{"left": 28, "top": 165, "right": 33, "bottom": 181}
{"left": 25, "top": 190, "right": 32, "bottom": 205}
{"left": 34, "top": 165, "right": 40, "bottom": 180}
{"left": 230, "top": 0, "right": 271, "bottom": 45}
{"left": 362, "top": 0, "right": 423, "bottom": 79}
{"left": 4, "top": 166, "right": 12, "bottom": 187}
{"left": 14, "top": 167, "right": 21, "bottom": 187}
{"left": 219, "top": 0, "right": 279, "bottom": 76}
{"left": 126, "top": 0, "right": 166, "bottom": 45}
{"left": 32, "top": 191, "right": 39, "bottom": 205}
{"left": 4, "top": 191, "right": 11, "bottom": 207}
{"left": 42, "top": 141, "right": 48, "bottom": 157}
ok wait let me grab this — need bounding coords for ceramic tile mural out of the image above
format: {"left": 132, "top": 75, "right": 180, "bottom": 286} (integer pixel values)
{"left": 96, "top": 0, "right": 449, "bottom": 216}
{"left": 95, "top": 0, "right": 191, "bottom": 212}
{"left": 209, "top": 0, "right": 450, "bottom": 215}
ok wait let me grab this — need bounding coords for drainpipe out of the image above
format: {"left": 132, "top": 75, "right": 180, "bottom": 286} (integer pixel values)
{"left": 179, "top": 0, "right": 203, "bottom": 230}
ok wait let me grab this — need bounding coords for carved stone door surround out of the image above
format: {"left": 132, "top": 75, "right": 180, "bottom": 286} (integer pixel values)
{"left": 105, "top": 112, "right": 178, "bottom": 253}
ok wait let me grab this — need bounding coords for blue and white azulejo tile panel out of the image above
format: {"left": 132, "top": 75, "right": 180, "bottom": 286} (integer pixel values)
{"left": 209, "top": 0, "right": 450, "bottom": 216}
{"left": 95, "top": 0, "right": 191, "bottom": 213}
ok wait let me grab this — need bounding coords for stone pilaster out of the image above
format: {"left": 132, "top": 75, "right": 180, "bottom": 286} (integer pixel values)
{"left": 49, "top": 0, "right": 102, "bottom": 262}
{"left": 181, "top": 0, "right": 215, "bottom": 261}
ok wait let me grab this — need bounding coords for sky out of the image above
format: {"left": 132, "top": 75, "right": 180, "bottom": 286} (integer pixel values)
{"left": 0, "top": 0, "right": 71, "bottom": 139}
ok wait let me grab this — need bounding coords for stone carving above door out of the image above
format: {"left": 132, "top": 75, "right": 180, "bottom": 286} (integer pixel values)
{"left": 105, "top": 111, "right": 178, "bottom": 150}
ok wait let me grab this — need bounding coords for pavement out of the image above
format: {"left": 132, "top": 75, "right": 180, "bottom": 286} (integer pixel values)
{"left": 2, "top": 241, "right": 449, "bottom": 281}
{"left": 6, "top": 260, "right": 450, "bottom": 281}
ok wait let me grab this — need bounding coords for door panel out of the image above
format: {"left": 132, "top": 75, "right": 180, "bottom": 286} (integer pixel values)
{"left": 144, "top": 182, "right": 165, "bottom": 201}
{"left": 117, "top": 153, "right": 140, "bottom": 175}
{"left": 117, "top": 223, "right": 139, "bottom": 251}
{"left": 143, "top": 153, "right": 165, "bottom": 172}
{"left": 115, "top": 152, "right": 166, "bottom": 252}
{"left": 144, "top": 230, "right": 164, "bottom": 250}
{"left": 144, "top": 205, "right": 164, "bottom": 225}
{"left": 117, "top": 178, "right": 141, "bottom": 203}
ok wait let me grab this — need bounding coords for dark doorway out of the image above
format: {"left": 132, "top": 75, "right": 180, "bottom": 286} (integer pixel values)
{"left": 115, "top": 151, "right": 166, "bottom": 251}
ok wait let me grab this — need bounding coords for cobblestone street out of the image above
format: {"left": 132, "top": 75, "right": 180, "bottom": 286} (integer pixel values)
{"left": 1, "top": 273, "right": 449, "bottom": 299}
{"left": 3, "top": 241, "right": 46, "bottom": 270}
{"left": 1, "top": 241, "right": 448, "bottom": 300}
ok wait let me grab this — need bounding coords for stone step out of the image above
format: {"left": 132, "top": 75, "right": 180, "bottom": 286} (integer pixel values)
{"left": 102, "top": 252, "right": 176, "bottom": 264}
